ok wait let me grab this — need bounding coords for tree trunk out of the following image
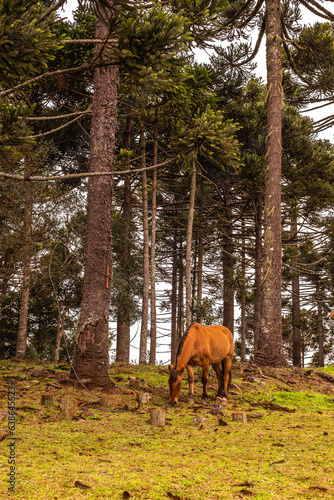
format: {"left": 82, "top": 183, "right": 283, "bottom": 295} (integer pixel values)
{"left": 197, "top": 174, "right": 204, "bottom": 303}
{"left": 253, "top": 190, "right": 262, "bottom": 356}
{"left": 255, "top": 0, "right": 287, "bottom": 366}
{"left": 116, "top": 112, "right": 132, "bottom": 363}
{"left": 171, "top": 230, "right": 178, "bottom": 363}
{"left": 222, "top": 184, "right": 234, "bottom": 334}
{"left": 290, "top": 210, "right": 301, "bottom": 367}
{"left": 54, "top": 309, "right": 67, "bottom": 362}
{"left": 71, "top": 2, "right": 118, "bottom": 389}
{"left": 315, "top": 278, "right": 325, "bottom": 367}
{"left": 16, "top": 177, "right": 32, "bottom": 358}
{"left": 177, "top": 239, "right": 184, "bottom": 339}
{"left": 149, "top": 110, "right": 158, "bottom": 365}
{"left": 240, "top": 219, "right": 246, "bottom": 362}
{"left": 139, "top": 120, "right": 149, "bottom": 363}
{"left": 185, "top": 159, "right": 197, "bottom": 328}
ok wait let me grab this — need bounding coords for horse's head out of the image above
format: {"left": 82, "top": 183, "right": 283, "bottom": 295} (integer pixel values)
{"left": 168, "top": 365, "right": 185, "bottom": 404}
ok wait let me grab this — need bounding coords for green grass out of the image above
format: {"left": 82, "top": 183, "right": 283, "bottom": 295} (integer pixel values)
{"left": 0, "top": 360, "right": 334, "bottom": 499}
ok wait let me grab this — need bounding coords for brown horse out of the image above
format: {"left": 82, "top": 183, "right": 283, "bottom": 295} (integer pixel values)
{"left": 168, "top": 322, "right": 234, "bottom": 405}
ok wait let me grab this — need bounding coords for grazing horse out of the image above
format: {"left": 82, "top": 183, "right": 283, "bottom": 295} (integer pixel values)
{"left": 168, "top": 322, "right": 234, "bottom": 405}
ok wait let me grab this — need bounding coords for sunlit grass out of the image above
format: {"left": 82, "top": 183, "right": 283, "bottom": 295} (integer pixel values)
{"left": 0, "top": 360, "right": 333, "bottom": 499}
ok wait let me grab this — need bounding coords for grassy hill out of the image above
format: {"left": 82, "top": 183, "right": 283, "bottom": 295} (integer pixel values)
{"left": 0, "top": 360, "right": 334, "bottom": 499}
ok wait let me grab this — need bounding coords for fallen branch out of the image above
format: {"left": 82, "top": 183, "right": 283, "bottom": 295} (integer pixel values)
{"left": 315, "top": 371, "right": 334, "bottom": 384}
{"left": 251, "top": 401, "right": 295, "bottom": 413}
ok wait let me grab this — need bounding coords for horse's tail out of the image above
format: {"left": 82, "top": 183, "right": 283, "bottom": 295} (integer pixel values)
{"left": 221, "top": 359, "right": 232, "bottom": 390}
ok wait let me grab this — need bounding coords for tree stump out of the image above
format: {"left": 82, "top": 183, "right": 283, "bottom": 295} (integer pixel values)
{"left": 232, "top": 411, "right": 247, "bottom": 423}
{"left": 136, "top": 392, "right": 150, "bottom": 405}
{"left": 41, "top": 393, "right": 55, "bottom": 406}
{"left": 129, "top": 377, "right": 140, "bottom": 390}
{"left": 149, "top": 409, "right": 165, "bottom": 427}
{"left": 60, "top": 396, "right": 77, "bottom": 419}
{"left": 100, "top": 396, "right": 114, "bottom": 408}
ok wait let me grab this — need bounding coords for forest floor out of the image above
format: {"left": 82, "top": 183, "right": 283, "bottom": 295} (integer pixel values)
{"left": 0, "top": 359, "right": 334, "bottom": 500}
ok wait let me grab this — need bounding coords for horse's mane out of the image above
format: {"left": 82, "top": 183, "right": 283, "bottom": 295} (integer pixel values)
{"left": 174, "top": 322, "right": 196, "bottom": 367}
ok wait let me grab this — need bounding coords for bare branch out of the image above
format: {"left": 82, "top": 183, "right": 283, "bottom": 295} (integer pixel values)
{"left": 22, "top": 108, "right": 92, "bottom": 139}
{"left": 0, "top": 63, "right": 91, "bottom": 98}
{"left": 233, "top": 17, "right": 265, "bottom": 67}
{"left": 26, "top": 109, "right": 92, "bottom": 121}
{"left": 299, "top": 0, "right": 334, "bottom": 21}
{"left": 302, "top": 0, "right": 334, "bottom": 21}
{"left": 0, "top": 158, "right": 177, "bottom": 182}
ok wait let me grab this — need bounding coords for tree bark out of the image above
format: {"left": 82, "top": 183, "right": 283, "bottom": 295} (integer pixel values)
{"left": 185, "top": 159, "right": 197, "bottom": 328}
{"left": 253, "top": 190, "right": 262, "bottom": 356}
{"left": 54, "top": 309, "right": 67, "bottom": 362}
{"left": 139, "top": 120, "right": 150, "bottom": 363}
{"left": 240, "top": 219, "right": 246, "bottom": 362}
{"left": 149, "top": 110, "right": 158, "bottom": 365}
{"left": 16, "top": 177, "right": 32, "bottom": 358}
{"left": 71, "top": 2, "right": 118, "bottom": 389}
{"left": 171, "top": 230, "right": 178, "bottom": 363}
{"left": 255, "top": 0, "right": 287, "bottom": 366}
{"left": 290, "top": 210, "right": 301, "bottom": 367}
{"left": 222, "top": 184, "right": 234, "bottom": 335}
{"left": 177, "top": 239, "right": 184, "bottom": 339}
{"left": 116, "top": 112, "right": 132, "bottom": 363}
{"left": 315, "top": 278, "right": 325, "bottom": 367}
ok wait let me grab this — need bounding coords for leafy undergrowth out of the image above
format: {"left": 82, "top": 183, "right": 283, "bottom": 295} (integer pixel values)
{"left": 0, "top": 360, "right": 334, "bottom": 500}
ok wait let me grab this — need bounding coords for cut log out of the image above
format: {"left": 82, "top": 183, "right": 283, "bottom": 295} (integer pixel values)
{"left": 100, "top": 396, "right": 114, "bottom": 408}
{"left": 136, "top": 392, "right": 150, "bottom": 405}
{"left": 149, "top": 409, "right": 165, "bottom": 427}
{"left": 41, "top": 393, "right": 55, "bottom": 406}
{"left": 232, "top": 411, "right": 247, "bottom": 423}
{"left": 60, "top": 396, "right": 77, "bottom": 419}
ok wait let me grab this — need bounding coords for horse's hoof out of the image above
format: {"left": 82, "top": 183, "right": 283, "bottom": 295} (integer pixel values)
{"left": 187, "top": 398, "right": 194, "bottom": 405}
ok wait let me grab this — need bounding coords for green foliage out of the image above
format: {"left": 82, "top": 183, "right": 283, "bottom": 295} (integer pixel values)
{"left": 172, "top": 105, "right": 241, "bottom": 168}
{"left": 190, "top": 296, "right": 222, "bottom": 325}
{"left": 0, "top": 99, "right": 34, "bottom": 160}
{"left": 0, "top": 0, "right": 60, "bottom": 87}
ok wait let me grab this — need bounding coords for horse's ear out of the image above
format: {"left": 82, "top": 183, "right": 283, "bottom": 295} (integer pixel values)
{"left": 168, "top": 365, "right": 172, "bottom": 373}
{"left": 179, "top": 367, "right": 185, "bottom": 376}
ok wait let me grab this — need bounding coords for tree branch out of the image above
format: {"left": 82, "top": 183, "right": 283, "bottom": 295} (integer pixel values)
{"left": 233, "top": 17, "right": 265, "bottom": 67}
{"left": 26, "top": 109, "right": 92, "bottom": 121}
{"left": 282, "top": 39, "right": 313, "bottom": 85}
{"left": 0, "top": 158, "right": 176, "bottom": 182}
{"left": 302, "top": 0, "right": 334, "bottom": 21}
{"left": 36, "top": 0, "right": 68, "bottom": 24}
{"left": 299, "top": 0, "right": 334, "bottom": 21}
{"left": 22, "top": 108, "right": 92, "bottom": 139}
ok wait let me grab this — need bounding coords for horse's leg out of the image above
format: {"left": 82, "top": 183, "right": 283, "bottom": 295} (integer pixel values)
{"left": 186, "top": 365, "right": 195, "bottom": 400}
{"left": 212, "top": 363, "right": 223, "bottom": 397}
{"left": 201, "top": 359, "right": 210, "bottom": 401}
{"left": 221, "top": 355, "right": 232, "bottom": 400}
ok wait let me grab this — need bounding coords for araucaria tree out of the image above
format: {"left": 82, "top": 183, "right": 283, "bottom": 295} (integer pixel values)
{"left": 70, "top": 0, "right": 119, "bottom": 388}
